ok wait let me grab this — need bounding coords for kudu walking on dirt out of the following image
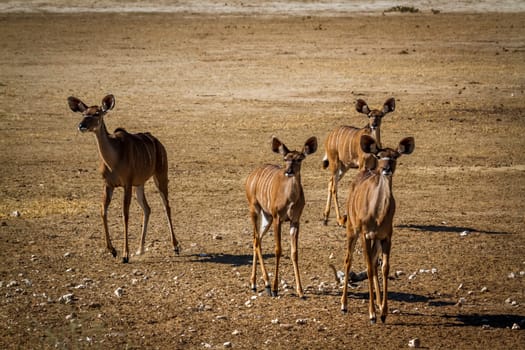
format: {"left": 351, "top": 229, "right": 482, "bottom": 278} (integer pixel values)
{"left": 341, "top": 134, "right": 414, "bottom": 324}
{"left": 68, "top": 94, "right": 180, "bottom": 263}
{"left": 322, "top": 98, "right": 396, "bottom": 226}
{"left": 245, "top": 136, "right": 317, "bottom": 298}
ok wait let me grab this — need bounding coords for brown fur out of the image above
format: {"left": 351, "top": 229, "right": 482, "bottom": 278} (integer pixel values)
{"left": 245, "top": 136, "right": 317, "bottom": 298}
{"left": 68, "top": 94, "right": 179, "bottom": 263}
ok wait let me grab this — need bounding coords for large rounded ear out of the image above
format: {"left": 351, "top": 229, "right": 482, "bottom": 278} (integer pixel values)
{"left": 101, "top": 94, "right": 115, "bottom": 112}
{"left": 355, "top": 99, "right": 370, "bottom": 115}
{"left": 360, "top": 135, "right": 379, "bottom": 154}
{"left": 271, "top": 136, "right": 290, "bottom": 156}
{"left": 67, "top": 96, "right": 88, "bottom": 113}
{"left": 383, "top": 97, "right": 396, "bottom": 114}
{"left": 303, "top": 136, "right": 318, "bottom": 156}
{"left": 397, "top": 137, "right": 415, "bottom": 155}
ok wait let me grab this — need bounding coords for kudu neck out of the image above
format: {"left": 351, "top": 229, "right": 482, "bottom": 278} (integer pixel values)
{"left": 371, "top": 128, "right": 381, "bottom": 148}
{"left": 93, "top": 118, "right": 119, "bottom": 171}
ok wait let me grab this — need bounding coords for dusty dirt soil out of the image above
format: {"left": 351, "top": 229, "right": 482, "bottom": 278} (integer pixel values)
{"left": 0, "top": 11, "right": 524, "bottom": 349}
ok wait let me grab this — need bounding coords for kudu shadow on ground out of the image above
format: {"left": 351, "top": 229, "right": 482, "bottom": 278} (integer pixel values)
{"left": 397, "top": 223, "right": 511, "bottom": 235}
{"left": 392, "top": 311, "right": 525, "bottom": 329}
{"left": 189, "top": 253, "right": 273, "bottom": 267}
{"left": 443, "top": 313, "right": 525, "bottom": 329}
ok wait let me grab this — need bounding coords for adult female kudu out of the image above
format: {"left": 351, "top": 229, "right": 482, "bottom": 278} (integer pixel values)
{"left": 68, "top": 94, "right": 180, "bottom": 263}
{"left": 245, "top": 136, "right": 317, "bottom": 298}
{"left": 322, "top": 98, "right": 396, "bottom": 226}
{"left": 341, "top": 135, "right": 414, "bottom": 324}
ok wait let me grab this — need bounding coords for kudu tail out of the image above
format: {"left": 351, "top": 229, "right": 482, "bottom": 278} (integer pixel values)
{"left": 322, "top": 153, "right": 329, "bottom": 169}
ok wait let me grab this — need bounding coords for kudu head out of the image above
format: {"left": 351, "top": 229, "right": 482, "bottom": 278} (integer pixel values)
{"left": 272, "top": 136, "right": 318, "bottom": 177}
{"left": 68, "top": 94, "right": 115, "bottom": 133}
{"left": 356, "top": 97, "right": 396, "bottom": 131}
{"left": 360, "top": 135, "right": 415, "bottom": 177}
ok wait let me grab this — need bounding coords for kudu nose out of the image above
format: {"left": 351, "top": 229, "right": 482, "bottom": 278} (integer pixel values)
{"left": 78, "top": 123, "right": 88, "bottom": 132}
{"left": 382, "top": 164, "right": 392, "bottom": 175}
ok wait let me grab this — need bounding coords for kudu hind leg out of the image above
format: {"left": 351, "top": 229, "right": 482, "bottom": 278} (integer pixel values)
{"left": 323, "top": 176, "right": 334, "bottom": 225}
{"left": 324, "top": 171, "right": 346, "bottom": 226}
{"left": 101, "top": 185, "right": 117, "bottom": 258}
{"left": 154, "top": 174, "right": 180, "bottom": 254}
{"left": 135, "top": 185, "right": 151, "bottom": 256}
{"left": 250, "top": 210, "right": 271, "bottom": 293}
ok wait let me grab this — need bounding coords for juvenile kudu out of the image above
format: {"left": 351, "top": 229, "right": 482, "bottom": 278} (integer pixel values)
{"left": 341, "top": 134, "right": 414, "bottom": 324}
{"left": 245, "top": 136, "right": 317, "bottom": 298}
{"left": 68, "top": 94, "right": 180, "bottom": 263}
{"left": 322, "top": 98, "right": 396, "bottom": 226}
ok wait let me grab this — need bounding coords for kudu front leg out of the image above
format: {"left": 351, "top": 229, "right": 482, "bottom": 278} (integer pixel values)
{"left": 101, "top": 185, "right": 117, "bottom": 258}
{"left": 290, "top": 223, "right": 304, "bottom": 298}
{"left": 121, "top": 185, "right": 133, "bottom": 263}
{"left": 271, "top": 220, "right": 283, "bottom": 297}
{"left": 379, "top": 239, "right": 392, "bottom": 323}
{"left": 363, "top": 238, "right": 377, "bottom": 324}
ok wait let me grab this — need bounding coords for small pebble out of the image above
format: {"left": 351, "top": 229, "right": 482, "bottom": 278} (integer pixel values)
{"left": 408, "top": 338, "right": 420, "bottom": 348}
{"left": 114, "top": 287, "right": 124, "bottom": 298}
{"left": 512, "top": 323, "right": 520, "bottom": 330}
{"left": 223, "top": 342, "right": 232, "bottom": 348}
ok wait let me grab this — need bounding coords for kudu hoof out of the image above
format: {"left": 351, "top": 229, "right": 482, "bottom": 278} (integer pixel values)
{"left": 341, "top": 307, "right": 348, "bottom": 314}
{"left": 174, "top": 246, "right": 181, "bottom": 255}
{"left": 109, "top": 248, "right": 117, "bottom": 258}
{"left": 381, "top": 315, "right": 387, "bottom": 323}
{"left": 122, "top": 257, "right": 129, "bottom": 264}
{"left": 265, "top": 286, "right": 272, "bottom": 296}
{"left": 370, "top": 317, "right": 377, "bottom": 325}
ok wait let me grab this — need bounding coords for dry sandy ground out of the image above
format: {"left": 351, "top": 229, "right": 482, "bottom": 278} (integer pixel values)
{"left": 0, "top": 9, "right": 524, "bottom": 349}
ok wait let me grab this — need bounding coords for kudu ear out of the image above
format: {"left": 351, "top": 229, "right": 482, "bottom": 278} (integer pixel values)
{"left": 101, "top": 94, "right": 115, "bottom": 112}
{"left": 360, "top": 135, "right": 380, "bottom": 155}
{"left": 356, "top": 99, "right": 370, "bottom": 115}
{"left": 397, "top": 137, "right": 415, "bottom": 155}
{"left": 67, "top": 96, "right": 88, "bottom": 113}
{"left": 383, "top": 97, "right": 396, "bottom": 114}
{"left": 271, "top": 136, "right": 290, "bottom": 156}
{"left": 302, "top": 136, "right": 318, "bottom": 156}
